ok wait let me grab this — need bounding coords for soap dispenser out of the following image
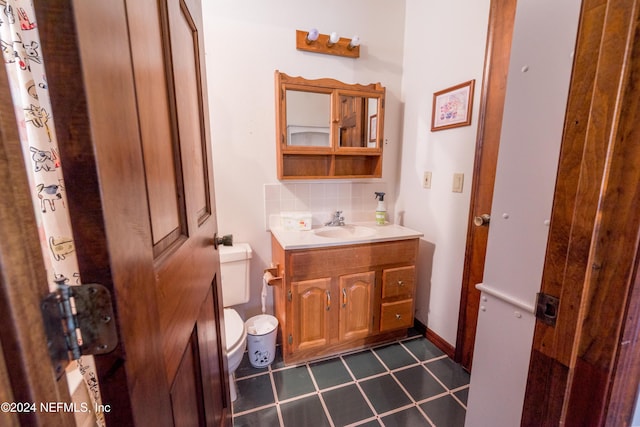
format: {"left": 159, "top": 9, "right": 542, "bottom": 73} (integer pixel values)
{"left": 374, "top": 192, "right": 386, "bottom": 225}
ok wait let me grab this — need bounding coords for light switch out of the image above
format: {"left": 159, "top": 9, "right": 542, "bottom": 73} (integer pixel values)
{"left": 423, "top": 171, "right": 432, "bottom": 189}
{"left": 452, "top": 173, "right": 464, "bottom": 193}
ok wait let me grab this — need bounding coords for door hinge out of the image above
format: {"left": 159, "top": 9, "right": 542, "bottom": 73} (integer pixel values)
{"left": 535, "top": 292, "right": 559, "bottom": 327}
{"left": 41, "top": 282, "right": 118, "bottom": 378}
{"left": 287, "top": 290, "right": 292, "bottom": 302}
{"left": 288, "top": 334, "right": 293, "bottom": 345}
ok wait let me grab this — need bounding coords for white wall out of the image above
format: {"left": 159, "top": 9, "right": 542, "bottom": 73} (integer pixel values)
{"left": 202, "top": 1, "right": 493, "bottom": 342}
{"left": 397, "top": 0, "right": 490, "bottom": 345}
{"left": 202, "top": 1, "right": 406, "bottom": 318}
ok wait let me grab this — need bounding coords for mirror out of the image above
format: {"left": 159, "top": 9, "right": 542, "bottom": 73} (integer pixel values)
{"left": 276, "top": 71, "right": 385, "bottom": 150}
{"left": 286, "top": 90, "right": 331, "bottom": 147}
{"left": 337, "top": 95, "right": 379, "bottom": 148}
{"left": 275, "top": 71, "right": 386, "bottom": 179}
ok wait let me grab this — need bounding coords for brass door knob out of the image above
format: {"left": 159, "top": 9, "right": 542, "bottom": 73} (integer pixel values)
{"left": 473, "top": 214, "right": 491, "bottom": 227}
{"left": 213, "top": 233, "right": 233, "bottom": 249}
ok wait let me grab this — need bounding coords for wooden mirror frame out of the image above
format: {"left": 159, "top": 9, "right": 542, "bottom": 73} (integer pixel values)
{"left": 275, "top": 70, "right": 386, "bottom": 180}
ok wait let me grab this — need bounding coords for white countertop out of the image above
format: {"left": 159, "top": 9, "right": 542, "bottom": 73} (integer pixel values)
{"left": 270, "top": 222, "right": 424, "bottom": 250}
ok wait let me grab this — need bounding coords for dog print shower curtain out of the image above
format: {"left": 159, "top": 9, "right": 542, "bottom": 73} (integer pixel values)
{"left": 0, "top": 1, "right": 105, "bottom": 425}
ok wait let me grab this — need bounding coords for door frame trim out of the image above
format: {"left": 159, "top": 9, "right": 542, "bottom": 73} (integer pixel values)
{"left": 0, "top": 53, "right": 74, "bottom": 427}
{"left": 455, "top": 0, "right": 517, "bottom": 370}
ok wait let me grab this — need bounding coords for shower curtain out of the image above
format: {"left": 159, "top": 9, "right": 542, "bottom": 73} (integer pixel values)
{"left": 0, "top": 1, "right": 105, "bottom": 425}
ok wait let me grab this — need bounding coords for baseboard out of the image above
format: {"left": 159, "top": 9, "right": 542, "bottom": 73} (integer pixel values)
{"left": 413, "top": 318, "right": 455, "bottom": 359}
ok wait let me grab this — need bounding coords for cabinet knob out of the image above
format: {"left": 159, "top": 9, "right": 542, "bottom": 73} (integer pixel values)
{"left": 397, "top": 280, "right": 404, "bottom": 287}
{"left": 395, "top": 314, "right": 402, "bottom": 320}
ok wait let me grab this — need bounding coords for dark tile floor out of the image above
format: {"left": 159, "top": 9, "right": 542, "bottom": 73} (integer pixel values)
{"left": 232, "top": 332, "right": 470, "bottom": 427}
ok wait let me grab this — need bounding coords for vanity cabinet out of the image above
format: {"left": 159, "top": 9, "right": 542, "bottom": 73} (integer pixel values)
{"left": 271, "top": 236, "right": 418, "bottom": 365}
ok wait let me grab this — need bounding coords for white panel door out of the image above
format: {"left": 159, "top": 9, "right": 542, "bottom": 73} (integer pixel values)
{"left": 465, "top": 0, "right": 582, "bottom": 425}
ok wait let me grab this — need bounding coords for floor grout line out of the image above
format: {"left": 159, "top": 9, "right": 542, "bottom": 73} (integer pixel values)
{"left": 337, "top": 352, "right": 380, "bottom": 424}
{"left": 231, "top": 402, "right": 277, "bottom": 418}
{"left": 386, "top": 366, "right": 435, "bottom": 426}
{"left": 232, "top": 334, "right": 469, "bottom": 426}
{"left": 267, "top": 366, "right": 285, "bottom": 427}
{"left": 305, "top": 362, "right": 336, "bottom": 427}
{"left": 451, "top": 391, "right": 468, "bottom": 411}
{"left": 450, "top": 384, "right": 470, "bottom": 410}
{"left": 235, "top": 370, "right": 269, "bottom": 381}
{"left": 344, "top": 415, "right": 381, "bottom": 427}
{"left": 422, "top": 358, "right": 463, "bottom": 394}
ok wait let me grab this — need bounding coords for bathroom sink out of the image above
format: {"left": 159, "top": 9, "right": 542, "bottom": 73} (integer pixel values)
{"left": 313, "top": 225, "right": 376, "bottom": 239}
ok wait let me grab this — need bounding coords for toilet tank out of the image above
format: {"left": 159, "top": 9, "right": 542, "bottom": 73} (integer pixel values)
{"left": 219, "top": 243, "right": 252, "bottom": 307}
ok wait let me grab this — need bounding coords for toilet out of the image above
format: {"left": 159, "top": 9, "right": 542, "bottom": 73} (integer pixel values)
{"left": 219, "top": 243, "right": 252, "bottom": 402}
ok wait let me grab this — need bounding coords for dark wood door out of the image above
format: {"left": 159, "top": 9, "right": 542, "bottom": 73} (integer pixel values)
{"left": 339, "top": 95, "right": 366, "bottom": 147}
{"left": 35, "top": 0, "right": 230, "bottom": 426}
{"left": 454, "top": 0, "right": 516, "bottom": 370}
{"left": 522, "top": 0, "right": 640, "bottom": 424}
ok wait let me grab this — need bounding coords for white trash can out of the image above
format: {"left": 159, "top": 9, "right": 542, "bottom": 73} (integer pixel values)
{"left": 245, "top": 314, "right": 279, "bottom": 368}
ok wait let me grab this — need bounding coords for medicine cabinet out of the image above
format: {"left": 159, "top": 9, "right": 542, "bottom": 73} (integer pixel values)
{"left": 275, "top": 71, "right": 386, "bottom": 179}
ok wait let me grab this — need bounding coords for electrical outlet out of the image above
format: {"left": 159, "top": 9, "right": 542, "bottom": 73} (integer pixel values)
{"left": 423, "top": 171, "right": 432, "bottom": 189}
{"left": 452, "top": 173, "right": 464, "bottom": 193}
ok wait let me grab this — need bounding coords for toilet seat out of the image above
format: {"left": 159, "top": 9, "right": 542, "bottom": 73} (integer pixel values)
{"left": 224, "top": 308, "right": 245, "bottom": 352}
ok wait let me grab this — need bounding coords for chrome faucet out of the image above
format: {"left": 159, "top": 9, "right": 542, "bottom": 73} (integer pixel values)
{"left": 325, "top": 211, "right": 345, "bottom": 226}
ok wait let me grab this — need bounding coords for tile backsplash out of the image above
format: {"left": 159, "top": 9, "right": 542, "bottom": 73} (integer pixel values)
{"left": 264, "top": 182, "right": 389, "bottom": 230}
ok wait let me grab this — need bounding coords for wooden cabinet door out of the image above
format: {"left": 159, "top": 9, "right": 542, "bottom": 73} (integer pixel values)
{"left": 36, "top": 0, "right": 230, "bottom": 425}
{"left": 339, "top": 271, "right": 375, "bottom": 341}
{"left": 291, "top": 278, "right": 332, "bottom": 352}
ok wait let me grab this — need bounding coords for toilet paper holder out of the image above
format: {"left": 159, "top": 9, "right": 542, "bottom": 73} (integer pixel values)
{"left": 263, "top": 265, "right": 282, "bottom": 287}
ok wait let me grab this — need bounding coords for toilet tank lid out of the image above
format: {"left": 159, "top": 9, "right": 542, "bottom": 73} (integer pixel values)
{"left": 219, "top": 243, "right": 253, "bottom": 263}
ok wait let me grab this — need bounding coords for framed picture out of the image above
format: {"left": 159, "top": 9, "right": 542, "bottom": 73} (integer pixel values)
{"left": 431, "top": 80, "right": 475, "bottom": 131}
{"left": 368, "top": 114, "right": 378, "bottom": 142}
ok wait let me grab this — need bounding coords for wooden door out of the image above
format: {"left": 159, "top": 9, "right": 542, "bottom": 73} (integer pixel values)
{"left": 339, "top": 271, "right": 375, "bottom": 341}
{"left": 338, "top": 95, "right": 366, "bottom": 147}
{"left": 454, "top": 0, "right": 516, "bottom": 370}
{"left": 35, "top": 0, "right": 230, "bottom": 426}
{"left": 521, "top": 0, "right": 640, "bottom": 424}
{"left": 291, "top": 278, "right": 332, "bottom": 352}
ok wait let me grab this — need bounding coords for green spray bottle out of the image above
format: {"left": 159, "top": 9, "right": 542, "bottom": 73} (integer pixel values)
{"left": 374, "top": 192, "right": 386, "bottom": 225}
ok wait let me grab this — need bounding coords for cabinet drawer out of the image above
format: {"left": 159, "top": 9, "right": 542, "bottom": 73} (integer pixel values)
{"left": 288, "top": 239, "right": 418, "bottom": 279}
{"left": 382, "top": 266, "right": 415, "bottom": 299}
{"left": 380, "top": 300, "right": 413, "bottom": 332}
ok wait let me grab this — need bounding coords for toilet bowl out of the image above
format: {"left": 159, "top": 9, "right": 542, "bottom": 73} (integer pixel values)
{"left": 224, "top": 308, "right": 247, "bottom": 401}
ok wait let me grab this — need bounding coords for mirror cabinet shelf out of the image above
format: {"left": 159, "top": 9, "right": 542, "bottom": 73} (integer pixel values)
{"left": 275, "top": 71, "right": 386, "bottom": 180}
